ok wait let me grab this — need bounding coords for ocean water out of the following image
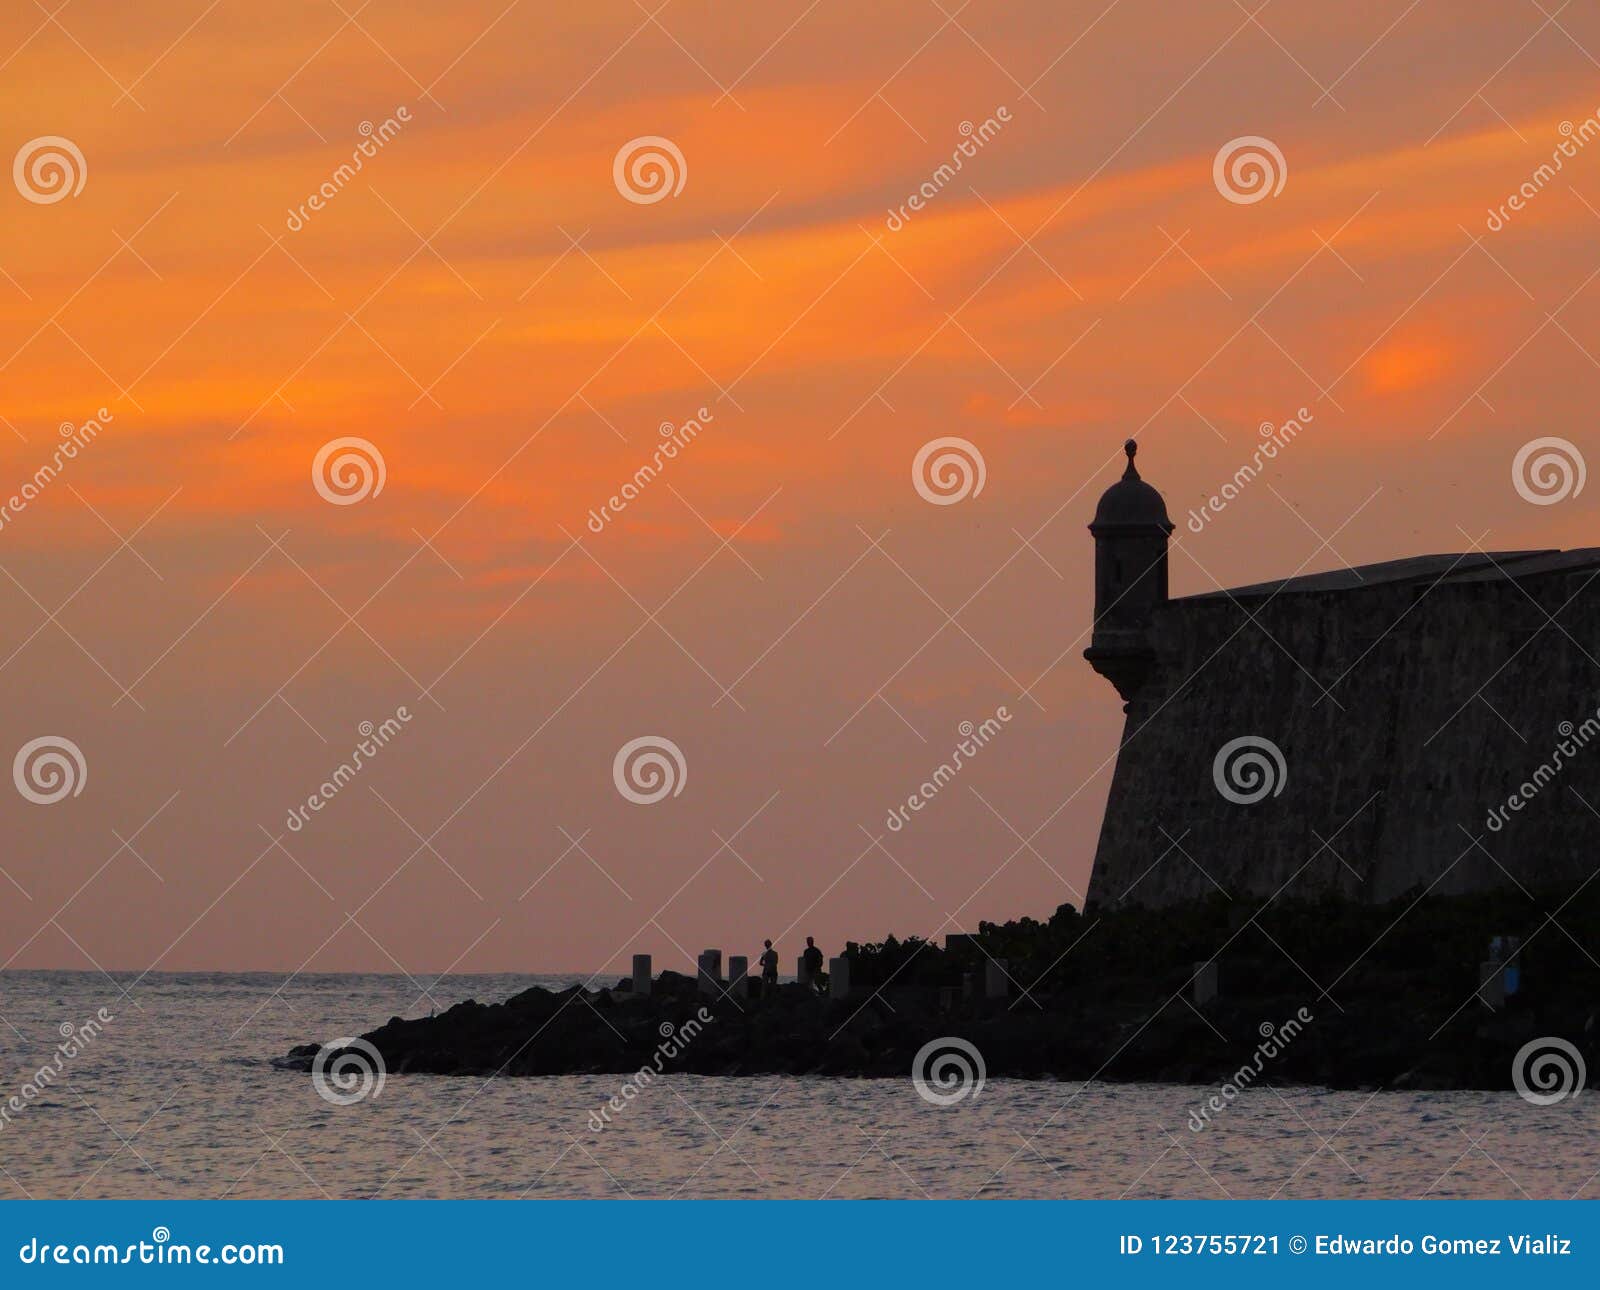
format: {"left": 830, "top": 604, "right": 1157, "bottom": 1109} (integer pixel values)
{"left": 0, "top": 971, "right": 1595, "bottom": 1200}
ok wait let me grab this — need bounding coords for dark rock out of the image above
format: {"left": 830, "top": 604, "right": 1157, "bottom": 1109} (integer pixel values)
{"left": 279, "top": 889, "right": 1600, "bottom": 1090}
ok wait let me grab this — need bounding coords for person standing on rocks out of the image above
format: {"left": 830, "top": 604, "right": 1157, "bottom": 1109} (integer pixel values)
{"left": 802, "top": 937, "right": 824, "bottom": 991}
{"left": 759, "top": 940, "right": 780, "bottom": 994}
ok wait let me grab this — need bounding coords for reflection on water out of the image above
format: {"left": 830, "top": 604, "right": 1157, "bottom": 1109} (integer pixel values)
{"left": 0, "top": 972, "right": 1594, "bottom": 1199}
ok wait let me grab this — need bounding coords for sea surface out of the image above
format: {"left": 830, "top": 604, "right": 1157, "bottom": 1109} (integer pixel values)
{"left": 0, "top": 971, "right": 1594, "bottom": 1200}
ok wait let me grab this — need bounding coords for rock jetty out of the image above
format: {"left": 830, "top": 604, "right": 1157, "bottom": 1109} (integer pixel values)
{"left": 280, "top": 890, "right": 1600, "bottom": 1091}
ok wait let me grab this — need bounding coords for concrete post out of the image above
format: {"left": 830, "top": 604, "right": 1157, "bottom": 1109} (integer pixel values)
{"left": 727, "top": 956, "right": 748, "bottom": 997}
{"left": 796, "top": 955, "right": 811, "bottom": 987}
{"left": 828, "top": 956, "right": 850, "bottom": 1000}
{"left": 1193, "top": 961, "right": 1218, "bottom": 1007}
{"left": 985, "top": 957, "right": 1009, "bottom": 1000}
{"left": 631, "top": 954, "right": 652, "bottom": 998}
{"left": 697, "top": 950, "right": 722, "bottom": 997}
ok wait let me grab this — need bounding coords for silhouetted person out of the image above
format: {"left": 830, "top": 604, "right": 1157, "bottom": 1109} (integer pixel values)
{"left": 759, "top": 940, "right": 779, "bottom": 993}
{"left": 802, "top": 936, "right": 824, "bottom": 990}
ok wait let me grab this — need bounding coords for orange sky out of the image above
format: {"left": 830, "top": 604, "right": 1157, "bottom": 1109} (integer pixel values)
{"left": 3, "top": 1, "right": 1599, "bottom": 976}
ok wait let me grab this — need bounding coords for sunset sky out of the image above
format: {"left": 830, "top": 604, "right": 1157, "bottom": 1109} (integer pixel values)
{"left": 3, "top": 0, "right": 1599, "bottom": 978}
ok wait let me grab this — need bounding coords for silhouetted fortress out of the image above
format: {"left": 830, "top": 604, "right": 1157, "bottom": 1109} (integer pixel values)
{"left": 1084, "top": 440, "right": 1600, "bottom": 909}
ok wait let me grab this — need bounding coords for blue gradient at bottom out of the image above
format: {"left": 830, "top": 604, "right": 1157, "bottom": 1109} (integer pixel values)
{"left": 0, "top": 1201, "right": 1592, "bottom": 1283}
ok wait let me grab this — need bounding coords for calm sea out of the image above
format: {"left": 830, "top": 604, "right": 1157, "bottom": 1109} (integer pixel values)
{"left": 0, "top": 971, "right": 1594, "bottom": 1199}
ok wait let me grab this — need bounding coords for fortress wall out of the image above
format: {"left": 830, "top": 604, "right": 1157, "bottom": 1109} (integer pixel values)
{"left": 1085, "top": 572, "right": 1600, "bottom": 909}
{"left": 1378, "top": 571, "right": 1600, "bottom": 899}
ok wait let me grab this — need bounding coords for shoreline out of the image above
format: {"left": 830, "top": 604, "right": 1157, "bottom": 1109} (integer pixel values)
{"left": 280, "top": 889, "right": 1600, "bottom": 1093}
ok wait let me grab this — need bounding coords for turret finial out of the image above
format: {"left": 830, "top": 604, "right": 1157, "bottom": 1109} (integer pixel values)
{"left": 1123, "top": 438, "right": 1139, "bottom": 479}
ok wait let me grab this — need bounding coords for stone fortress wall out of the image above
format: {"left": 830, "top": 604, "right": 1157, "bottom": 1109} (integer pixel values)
{"left": 1083, "top": 446, "right": 1600, "bottom": 909}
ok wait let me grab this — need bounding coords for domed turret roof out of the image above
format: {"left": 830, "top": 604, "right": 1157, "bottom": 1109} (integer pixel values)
{"left": 1091, "top": 439, "right": 1173, "bottom": 532}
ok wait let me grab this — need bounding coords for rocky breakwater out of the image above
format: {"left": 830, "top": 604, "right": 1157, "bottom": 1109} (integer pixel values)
{"left": 279, "top": 892, "right": 1600, "bottom": 1092}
